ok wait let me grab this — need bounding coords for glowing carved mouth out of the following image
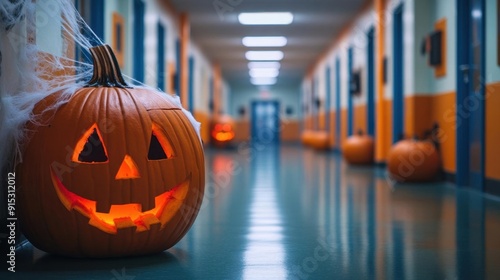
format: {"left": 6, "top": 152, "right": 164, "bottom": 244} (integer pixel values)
{"left": 50, "top": 168, "right": 190, "bottom": 234}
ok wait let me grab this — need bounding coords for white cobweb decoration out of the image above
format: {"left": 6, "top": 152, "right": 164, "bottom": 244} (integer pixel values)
{"left": 0, "top": 0, "right": 201, "bottom": 175}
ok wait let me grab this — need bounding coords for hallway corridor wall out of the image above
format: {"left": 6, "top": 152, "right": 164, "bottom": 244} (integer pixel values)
{"left": 98, "top": 0, "right": 229, "bottom": 145}
{"left": 302, "top": 0, "right": 500, "bottom": 192}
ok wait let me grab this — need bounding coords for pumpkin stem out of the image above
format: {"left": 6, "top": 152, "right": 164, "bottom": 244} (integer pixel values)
{"left": 357, "top": 129, "right": 364, "bottom": 136}
{"left": 86, "top": 45, "right": 129, "bottom": 88}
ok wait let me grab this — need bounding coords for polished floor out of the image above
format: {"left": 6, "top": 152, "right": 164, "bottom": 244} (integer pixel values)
{"left": 4, "top": 144, "right": 500, "bottom": 279}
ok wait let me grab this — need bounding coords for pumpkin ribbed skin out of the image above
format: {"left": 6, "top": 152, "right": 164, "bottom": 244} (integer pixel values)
{"left": 16, "top": 45, "right": 205, "bottom": 258}
{"left": 387, "top": 139, "right": 441, "bottom": 182}
{"left": 343, "top": 134, "right": 374, "bottom": 165}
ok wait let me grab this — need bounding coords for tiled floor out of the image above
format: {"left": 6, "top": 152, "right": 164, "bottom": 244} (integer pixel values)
{"left": 4, "top": 144, "right": 500, "bottom": 279}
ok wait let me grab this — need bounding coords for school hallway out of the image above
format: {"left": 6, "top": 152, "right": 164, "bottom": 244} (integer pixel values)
{"left": 1, "top": 0, "right": 500, "bottom": 279}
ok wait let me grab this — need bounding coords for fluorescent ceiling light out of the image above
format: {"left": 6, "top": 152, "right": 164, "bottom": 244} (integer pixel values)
{"left": 250, "top": 68, "right": 279, "bottom": 78}
{"left": 251, "top": 77, "right": 277, "bottom": 86}
{"left": 248, "top": 62, "right": 281, "bottom": 69}
{"left": 246, "top": 51, "right": 284, "bottom": 61}
{"left": 239, "top": 12, "right": 294, "bottom": 25}
{"left": 242, "top": 36, "right": 288, "bottom": 47}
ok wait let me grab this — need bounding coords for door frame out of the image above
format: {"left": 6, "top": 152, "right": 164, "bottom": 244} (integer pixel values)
{"left": 335, "top": 57, "right": 342, "bottom": 150}
{"left": 325, "top": 67, "right": 332, "bottom": 134}
{"left": 251, "top": 100, "right": 281, "bottom": 144}
{"left": 133, "top": 0, "right": 145, "bottom": 84}
{"left": 367, "top": 27, "right": 376, "bottom": 137}
{"left": 157, "top": 21, "right": 166, "bottom": 91}
{"left": 347, "top": 47, "right": 354, "bottom": 136}
{"left": 392, "top": 3, "right": 404, "bottom": 143}
{"left": 456, "top": 0, "right": 486, "bottom": 189}
{"left": 188, "top": 56, "right": 195, "bottom": 113}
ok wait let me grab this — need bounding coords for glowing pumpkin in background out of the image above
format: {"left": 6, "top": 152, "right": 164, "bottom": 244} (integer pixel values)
{"left": 343, "top": 130, "right": 374, "bottom": 165}
{"left": 387, "top": 137, "right": 441, "bottom": 182}
{"left": 210, "top": 115, "right": 235, "bottom": 147}
{"left": 17, "top": 45, "right": 205, "bottom": 258}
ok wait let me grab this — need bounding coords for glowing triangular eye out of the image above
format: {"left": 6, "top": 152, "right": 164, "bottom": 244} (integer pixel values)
{"left": 148, "top": 123, "right": 175, "bottom": 160}
{"left": 73, "top": 124, "right": 108, "bottom": 163}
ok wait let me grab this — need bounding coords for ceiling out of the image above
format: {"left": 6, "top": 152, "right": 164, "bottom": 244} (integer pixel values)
{"left": 168, "top": 0, "right": 366, "bottom": 89}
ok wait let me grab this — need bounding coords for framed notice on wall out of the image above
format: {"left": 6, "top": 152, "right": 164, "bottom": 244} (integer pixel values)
{"left": 112, "top": 12, "right": 125, "bottom": 67}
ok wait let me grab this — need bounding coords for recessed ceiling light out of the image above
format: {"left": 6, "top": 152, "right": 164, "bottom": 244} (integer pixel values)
{"left": 239, "top": 12, "right": 294, "bottom": 25}
{"left": 242, "top": 36, "right": 288, "bottom": 47}
{"left": 249, "top": 68, "right": 279, "bottom": 78}
{"left": 248, "top": 62, "right": 281, "bottom": 69}
{"left": 251, "top": 77, "right": 277, "bottom": 86}
{"left": 246, "top": 51, "right": 284, "bottom": 61}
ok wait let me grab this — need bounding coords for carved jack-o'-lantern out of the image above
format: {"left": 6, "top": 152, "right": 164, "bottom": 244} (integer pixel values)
{"left": 210, "top": 115, "right": 235, "bottom": 147}
{"left": 17, "top": 45, "right": 205, "bottom": 258}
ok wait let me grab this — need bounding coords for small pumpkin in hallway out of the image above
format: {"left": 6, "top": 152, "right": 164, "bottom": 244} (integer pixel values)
{"left": 210, "top": 115, "right": 235, "bottom": 147}
{"left": 387, "top": 135, "right": 441, "bottom": 182}
{"left": 17, "top": 45, "right": 205, "bottom": 258}
{"left": 343, "top": 130, "right": 374, "bottom": 165}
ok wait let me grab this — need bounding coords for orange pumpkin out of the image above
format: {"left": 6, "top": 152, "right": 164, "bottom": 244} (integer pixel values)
{"left": 17, "top": 45, "right": 205, "bottom": 258}
{"left": 210, "top": 115, "right": 235, "bottom": 147}
{"left": 343, "top": 130, "right": 374, "bottom": 165}
{"left": 387, "top": 138, "right": 441, "bottom": 182}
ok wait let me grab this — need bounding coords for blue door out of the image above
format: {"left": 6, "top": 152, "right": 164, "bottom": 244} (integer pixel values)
{"left": 312, "top": 78, "right": 318, "bottom": 130}
{"left": 325, "top": 67, "right": 332, "bottom": 134}
{"left": 392, "top": 4, "right": 404, "bottom": 143}
{"left": 251, "top": 101, "right": 280, "bottom": 145}
{"left": 347, "top": 47, "right": 354, "bottom": 136}
{"left": 157, "top": 22, "right": 166, "bottom": 91}
{"left": 133, "top": 0, "right": 145, "bottom": 84}
{"left": 457, "top": 0, "right": 485, "bottom": 190}
{"left": 175, "top": 39, "right": 181, "bottom": 96}
{"left": 188, "top": 56, "right": 195, "bottom": 113}
{"left": 335, "top": 58, "right": 341, "bottom": 150}
{"left": 367, "top": 27, "right": 376, "bottom": 137}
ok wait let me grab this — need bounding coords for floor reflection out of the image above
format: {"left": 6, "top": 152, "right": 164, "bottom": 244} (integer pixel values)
{"left": 243, "top": 146, "right": 286, "bottom": 279}
{"left": 4, "top": 145, "right": 500, "bottom": 279}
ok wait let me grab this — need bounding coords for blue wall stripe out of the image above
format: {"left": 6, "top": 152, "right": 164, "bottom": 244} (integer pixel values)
{"left": 347, "top": 47, "right": 354, "bottom": 136}
{"left": 325, "top": 67, "right": 332, "bottom": 133}
{"left": 157, "top": 22, "right": 166, "bottom": 91}
{"left": 392, "top": 4, "right": 404, "bottom": 143}
{"left": 335, "top": 58, "right": 341, "bottom": 148}
{"left": 133, "top": 0, "right": 145, "bottom": 84}
{"left": 367, "top": 27, "right": 376, "bottom": 137}
{"left": 188, "top": 56, "right": 195, "bottom": 113}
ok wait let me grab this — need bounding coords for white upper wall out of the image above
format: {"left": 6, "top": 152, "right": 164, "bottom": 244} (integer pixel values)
{"left": 486, "top": 0, "right": 500, "bottom": 83}
{"left": 104, "top": 0, "right": 217, "bottom": 114}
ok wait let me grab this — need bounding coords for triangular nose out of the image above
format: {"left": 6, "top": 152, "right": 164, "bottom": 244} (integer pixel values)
{"left": 115, "top": 155, "right": 140, "bottom": 180}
